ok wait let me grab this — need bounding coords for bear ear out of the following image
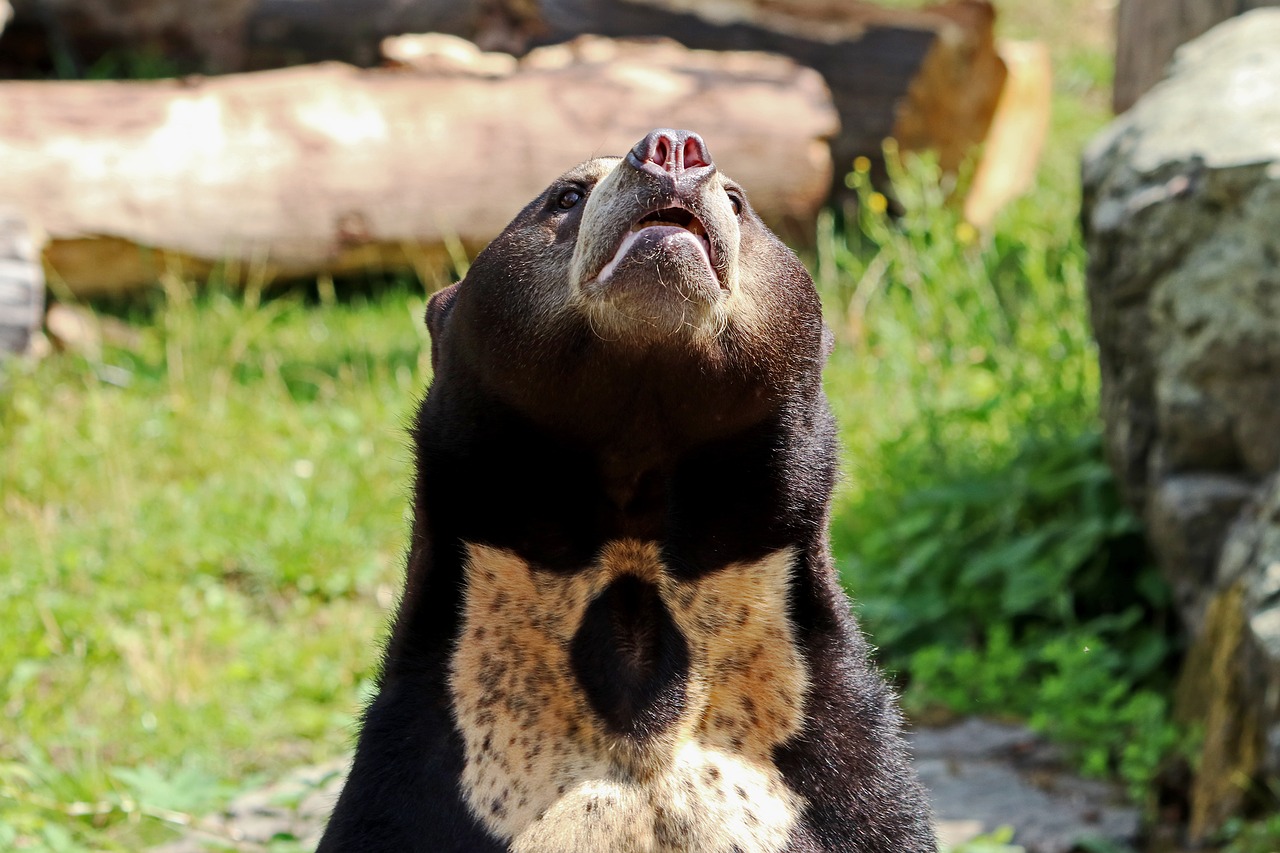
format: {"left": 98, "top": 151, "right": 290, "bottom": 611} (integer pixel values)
{"left": 426, "top": 281, "right": 461, "bottom": 373}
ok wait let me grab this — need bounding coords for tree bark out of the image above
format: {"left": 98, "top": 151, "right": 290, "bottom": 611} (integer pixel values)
{"left": 0, "top": 37, "right": 836, "bottom": 296}
{"left": 1113, "top": 0, "right": 1280, "bottom": 113}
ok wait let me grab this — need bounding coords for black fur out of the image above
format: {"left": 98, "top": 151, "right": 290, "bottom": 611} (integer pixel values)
{"left": 570, "top": 574, "right": 690, "bottom": 739}
{"left": 318, "top": 141, "right": 936, "bottom": 852}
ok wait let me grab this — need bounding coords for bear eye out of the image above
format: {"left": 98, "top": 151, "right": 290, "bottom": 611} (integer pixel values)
{"left": 727, "top": 191, "right": 743, "bottom": 216}
{"left": 556, "top": 188, "right": 584, "bottom": 210}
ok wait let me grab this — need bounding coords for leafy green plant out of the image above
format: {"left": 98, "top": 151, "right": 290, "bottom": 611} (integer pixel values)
{"left": 83, "top": 49, "right": 182, "bottom": 80}
{"left": 821, "top": 150, "right": 1184, "bottom": 801}
{"left": 948, "top": 826, "right": 1025, "bottom": 853}
{"left": 1220, "top": 813, "right": 1280, "bottom": 853}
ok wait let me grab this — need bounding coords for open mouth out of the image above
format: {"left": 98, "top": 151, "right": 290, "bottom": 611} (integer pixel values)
{"left": 596, "top": 204, "right": 719, "bottom": 287}
{"left": 632, "top": 207, "right": 714, "bottom": 264}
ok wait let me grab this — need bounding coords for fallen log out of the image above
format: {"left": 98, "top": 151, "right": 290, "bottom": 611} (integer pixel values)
{"left": 0, "top": 36, "right": 836, "bottom": 296}
{"left": 537, "top": 0, "right": 1006, "bottom": 188}
{"left": 962, "top": 40, "right": 1051, "bottom": 229}
{"left": 6, "top": 0, "right": 1004, "bottom": 200}
{"left": 247, "top": 0, "right": 1005, "bottom": 190}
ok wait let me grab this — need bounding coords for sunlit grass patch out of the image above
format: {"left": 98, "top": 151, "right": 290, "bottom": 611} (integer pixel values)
{"left": 1, "top": 283, "right": 430, "bottom": 848}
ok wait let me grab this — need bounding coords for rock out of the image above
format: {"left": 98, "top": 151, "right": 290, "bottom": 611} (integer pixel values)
{"left": 913, "top": 719, "right": 1140, "bottom": 852}
{"left": 1171, "top": 486, "right": 1280, "bottom": 840}
{"left": 152, "top": 723, "right": 1142, "bottom": 853}
{"left": 150, "top": 760, "right": 346, "bottom": 853}
{"left": 0, "top": 206, "right": 44, "bottom": 357}
{"left": 1082, "top": 8, "right": 1280, "bottom": 837}
{"left": 1147, "top": 474, "right": 1255, "bottom": 633}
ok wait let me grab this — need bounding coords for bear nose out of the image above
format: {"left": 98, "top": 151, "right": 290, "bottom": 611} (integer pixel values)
{"left": 628, "top": 129, "right": 714, "bottom": 179}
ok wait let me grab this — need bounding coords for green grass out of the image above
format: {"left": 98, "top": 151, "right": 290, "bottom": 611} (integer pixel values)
{"left": 1, "top": 283, "right": 428, "bottom": 848}
{"left": 802, "top": 1, "right": 1190, "bottom": 803}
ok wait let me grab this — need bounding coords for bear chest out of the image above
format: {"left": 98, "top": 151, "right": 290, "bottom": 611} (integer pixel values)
{"left": 449, "top": 540, "right": 811, "bottom": 853}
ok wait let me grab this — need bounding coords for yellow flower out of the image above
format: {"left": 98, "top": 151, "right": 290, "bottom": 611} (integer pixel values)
{"left": 853, "top": 156, "right": 871, "bottom": 174}
{"left": 867, "top": 192, "right": 888, "bottom": 215}
{"left": 955, "top": 221, "right": 978, "bottom": 244}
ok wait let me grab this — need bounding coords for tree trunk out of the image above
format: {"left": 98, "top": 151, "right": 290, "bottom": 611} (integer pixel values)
{"left": 1113, "top": 0, "right": 1280, "bottom": 113}
{"left": 0, "top": 37, "right": 836, "bottom": 296}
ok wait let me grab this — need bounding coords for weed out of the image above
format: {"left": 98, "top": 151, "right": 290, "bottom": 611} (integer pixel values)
{"left": 820, "top": 150, "right": 1184, "bottom": 801}
{"left": 1220, "top": 812, "right": 1280, "bottom": 853}
{"left": 949, "top": 826, "right": 1024, "bottom": 852}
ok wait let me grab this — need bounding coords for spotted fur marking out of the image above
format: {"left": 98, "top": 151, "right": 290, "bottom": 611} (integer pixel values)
{"left": 449, "top": 540, "right": 810, "bottom": 853}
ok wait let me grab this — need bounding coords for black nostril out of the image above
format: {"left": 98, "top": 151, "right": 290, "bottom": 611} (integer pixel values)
{"left": 629, "top": 129, "right": 715, "bottom": 177}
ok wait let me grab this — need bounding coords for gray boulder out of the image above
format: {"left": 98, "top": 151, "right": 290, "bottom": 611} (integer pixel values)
{"left": 0, "top": 207, "right": 44, "bottom": 357}
{"left": 1082, "top": 8, "right": 1280, "bottom": 838}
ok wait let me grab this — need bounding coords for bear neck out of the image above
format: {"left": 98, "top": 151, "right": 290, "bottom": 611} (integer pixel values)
{"left": 383, "top": 365, "right": 837, "bottom": 677}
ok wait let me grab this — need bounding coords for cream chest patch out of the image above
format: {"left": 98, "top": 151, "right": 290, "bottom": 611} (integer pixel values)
{"left": 448, "top": 540, "right": 810, "bottom": 853}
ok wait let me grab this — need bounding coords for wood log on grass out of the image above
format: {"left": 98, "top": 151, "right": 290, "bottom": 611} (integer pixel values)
{"left": 962, "top": 40, "right": 1051, "bottom": 229}
{"left": 516, "top": 0, "right": 1007, "bottom": 192}
{"left": 7, "top": 0, "right": 1006, "bottom": 196}
{"left": 248, "top": 0, "right": 1006, "bottom": 192}
{"left": 0, "top": 36, "right": 836, "bottom": 296}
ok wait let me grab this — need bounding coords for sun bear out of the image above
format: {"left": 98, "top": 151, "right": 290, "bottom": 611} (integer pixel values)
{"left": 318, "top": 129, "right": 936, "bottom": 852}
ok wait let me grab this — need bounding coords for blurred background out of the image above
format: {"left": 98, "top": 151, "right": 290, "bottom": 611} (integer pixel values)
{"left": 2, "top": 1, "right": 1279, "bottom": 850}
